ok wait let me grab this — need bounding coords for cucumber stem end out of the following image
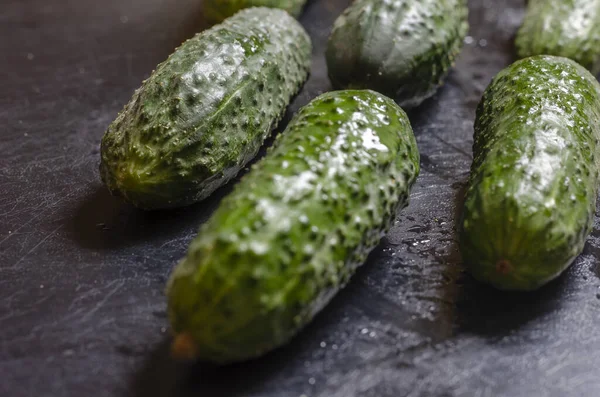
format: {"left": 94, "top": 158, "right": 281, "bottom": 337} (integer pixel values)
{"left": 496, "top": 259, "right": 512, "bottom": 275}
{"left": 171, "top": 332, "right": 198, "bottom": 361}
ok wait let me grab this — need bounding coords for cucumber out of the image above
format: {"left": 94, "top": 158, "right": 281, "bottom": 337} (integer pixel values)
{"left": 204, "top": 0, "right": 307, "bottom": 25}
{"left": 460, "top": 55, "right": 600, "bottom": 291}
{"left": 325, "top": 0, "right": 468, "bottom": 108}
{"left": 99, "top": 8, "right": 311, "bottom": 210}
{"left": 167, "top": 90, "right": 420, "bottom": 363}
{"left": 516, "top": 0, "right": 600, "bottom": 74}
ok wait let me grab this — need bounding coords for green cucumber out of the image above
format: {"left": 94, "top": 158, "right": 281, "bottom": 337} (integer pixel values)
{"left": 516, "top": 0, "right": 600, "bottom": 74}
{"left": 167, "top": 90, "right": 420, "bottom": 363}
{"left": 204, "top": 0, "right": 307, "bottom": 25}
{"left": 325, "top": 0, "right": 468, "bottom": 108}
{"left": 99, "top": 8, "right": 311, "bottom": 210}
{"left": 460, "top": 55, "right": 600, "bottom": 291}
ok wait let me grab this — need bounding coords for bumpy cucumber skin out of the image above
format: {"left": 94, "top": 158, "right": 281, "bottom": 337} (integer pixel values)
{"left": 204, "top": 0, "right": 307, "bottom": 25}
{"left": 99, "top": 8, "right": 311, "bottom": 210}
{"left": 516, "top": 0, "right": 600, "bottom": 75}
{"left": 460, "top": 56, "right": 600, "bottom": 291}
{"left": 167, "top": 90, "right": 420, "bottom": 363}
{"left": 325, "top": 0, "right": 468, "bottom": 108}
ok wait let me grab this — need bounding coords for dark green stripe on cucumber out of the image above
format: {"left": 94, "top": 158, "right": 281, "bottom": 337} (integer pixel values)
{"left": 167, "top": 90, "right": 420, "bottom": 363}
{"left": 460, "top": 55, "right": 600, "bottom": 291}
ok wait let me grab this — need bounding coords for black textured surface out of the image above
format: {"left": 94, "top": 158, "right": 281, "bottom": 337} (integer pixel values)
{"left": 2, "top": 0, "right": 600, "bottom": 396}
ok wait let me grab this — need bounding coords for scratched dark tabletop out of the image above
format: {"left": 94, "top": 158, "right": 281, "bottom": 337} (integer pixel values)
{"left": 2, "top": 0, "right": 600, "bottom": 396}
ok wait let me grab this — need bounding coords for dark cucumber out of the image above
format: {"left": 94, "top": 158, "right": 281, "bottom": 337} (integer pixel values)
{"left": 167, "top": 90, "right": 420, "bottom": 363}
{"left": 100, "top": 8, "right": 311, "bottom": 210}
{"left": 516, "top": 0, "right": 600, "bottom": 74}
{"left": 326, "top": 0, "right": 468, "bottom": 108}
{"left": 204, "top": 0, "right": 307, "bottom": 25}
{"left": 460, "top": 56, "right": 600, "bottom": 291}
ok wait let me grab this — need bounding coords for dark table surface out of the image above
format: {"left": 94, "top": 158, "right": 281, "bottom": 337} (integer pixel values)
{"left": 2, "top": 0, "right": 600, "bottom": 396}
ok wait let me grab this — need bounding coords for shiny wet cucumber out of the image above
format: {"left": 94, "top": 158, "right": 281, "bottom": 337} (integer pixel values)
{"left": 167, "top": 90, "right": 420, "bottom": 363}
{"left": 460, "top": 55, "right": 600, "bottom": 291}
{"left": 100, "top": 8, "right": 311, "bottom": 210}
{"left": 326, "top": 0, "right": 468, "bottom": 108}
{"left": 516, "top": 0, "right": 600, "bottom": 74}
